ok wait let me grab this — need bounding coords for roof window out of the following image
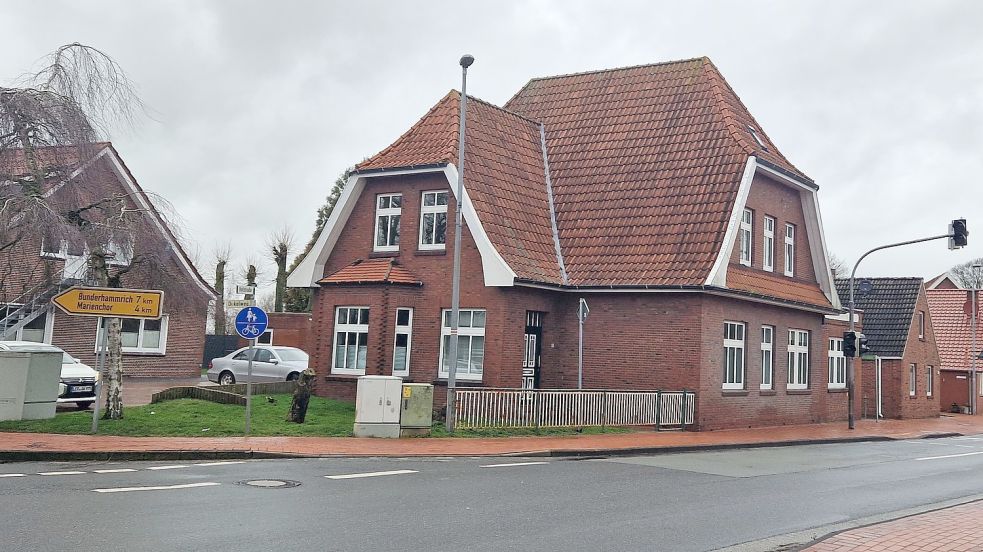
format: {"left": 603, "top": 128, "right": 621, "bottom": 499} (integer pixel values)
{"left": 747, "top": 126, "right": 768, "bottom": 151}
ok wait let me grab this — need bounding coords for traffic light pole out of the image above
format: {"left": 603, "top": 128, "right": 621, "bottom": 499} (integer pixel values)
{"left": 847, "top": 232, "right": 953, "bottom": 429}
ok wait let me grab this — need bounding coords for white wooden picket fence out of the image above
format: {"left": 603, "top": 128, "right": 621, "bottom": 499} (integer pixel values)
{"left": 452, "top": 388, "right": 695, "bottom": 430}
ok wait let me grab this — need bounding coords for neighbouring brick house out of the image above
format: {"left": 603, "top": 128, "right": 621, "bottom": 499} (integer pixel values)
{"left": 288, "top": 57, "right": 850, "bottom": 430}
{"left": 835, "top": 278, "right": 940, "bottom": 419}
{"left": 926, "top": 286, "right": 983, "bottom": 413}
{"left": 0, "top": 143, "right": 215, "bottom": 377}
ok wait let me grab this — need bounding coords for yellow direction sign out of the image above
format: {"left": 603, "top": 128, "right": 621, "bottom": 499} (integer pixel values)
{"left": 52, "top": 286, "right": 163, "bottom": 319}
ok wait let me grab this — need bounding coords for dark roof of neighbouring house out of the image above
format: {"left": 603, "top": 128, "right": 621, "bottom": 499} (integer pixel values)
{"left": 926, "top": 289, "right": 983, "bottom": 371}
{"left": 318, "top": 258, "right": 422, "bottom": 286}
{"left": 835, "top": 277, "right": 924, "bottom": 357}
{"left": 355, "top": 57, "right": 817, "bottom": 292}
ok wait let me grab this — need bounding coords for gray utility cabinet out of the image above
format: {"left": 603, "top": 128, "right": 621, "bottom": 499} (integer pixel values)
{"left": 399, "top": 383, "right": 433, "bottom": 437}
{"left": 353, "top": 375, "right": 402, "bottom": 438}
{"left": 0, "top": 350, "right": 61, "bottom": 421}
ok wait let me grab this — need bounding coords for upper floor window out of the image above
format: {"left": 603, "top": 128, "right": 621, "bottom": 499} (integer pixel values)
{"left": 763, "top": 216, "right": 775, "bottom": 272}
{"left": 374, "top": 194, "right": 401, "bottom": 252}
{"left": 723, "top": 321, "right": 745, "bottom": 390}
{"left": 918, "top": 311, "right": 925, "bottom": 340}
{"left": 828, "top": 338, "right": 846, "bottom": 389}
{"left": 419, "top": 191, "right": 448, "bottom": 250}
{"left": 787, "top": 329, "right": 809, "bottom": 390}
{"left": 909, "top": 363, "right": 917, "bottom": 396}
{"left": 739, "top": 209, "right": 752, "bottom": 267}
{"left": 784, "top": 223, "right": 795, "bottom": 277}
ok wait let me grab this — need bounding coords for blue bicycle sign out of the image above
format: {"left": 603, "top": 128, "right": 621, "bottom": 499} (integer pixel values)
{"left": 234, "top": 306, "right": 268, "bottom": 340}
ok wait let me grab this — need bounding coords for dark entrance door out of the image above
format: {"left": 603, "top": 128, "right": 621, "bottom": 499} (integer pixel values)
{"left": 522, "top": 311, "right": 544, "bottom": 389}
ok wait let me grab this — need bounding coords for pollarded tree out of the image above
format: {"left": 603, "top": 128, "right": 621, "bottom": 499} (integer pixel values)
{"left": 950, "top": 257, "right": 983, "bottom": 290}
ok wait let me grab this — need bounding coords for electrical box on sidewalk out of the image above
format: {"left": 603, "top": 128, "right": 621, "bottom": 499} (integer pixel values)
{"left": 399, "top": 383, "right": 433, "bottom": 437}
{"left": 0, "top": 350, "right": 60, "bottom": 421}
{"left": 353, "top": 375, "right": 402, "bottom": 438}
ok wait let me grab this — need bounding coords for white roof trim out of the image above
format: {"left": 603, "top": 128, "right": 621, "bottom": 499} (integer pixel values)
{"left": 801, "top": 184, "right": 840, "bottom": 309}
{"left": 287, "top": 164, "right": 516, "bottom": 288}
{"left": 705, "top": 156, "right": 757, "bottom": 287}
{"left": 101, "top": 149, "right": 216, "bottom": 298}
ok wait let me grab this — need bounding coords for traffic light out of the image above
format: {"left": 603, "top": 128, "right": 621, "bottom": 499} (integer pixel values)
{"left": 857, "top": 333, "right": 870, "bottom": 357}
{"left": 949, "top": 219, "right": 969, "bottom": 250}
{"left": 843, "top": 331, "right": 857, "bottom": 357}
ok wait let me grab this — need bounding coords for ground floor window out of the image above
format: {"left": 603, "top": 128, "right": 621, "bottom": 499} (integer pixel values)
{"left": 723, "top": 321, "right": 745, "bottom": 389}
{"left": 333, "top": 307, "right": 368, "bottom": 374}
{"left": 787, "top": 329, "right": 809, "bottom": 390}
{"left": 96, "top": 316, "right": 168, "bottom": 354}
{"left": 439, "top": 308, "right": 485, "bottom": 380}
{"left": 760, "top": 325, "right": 774, "bottom": 390}
{"left": 392, "top": 308, "right": 412, "bottom": 377}
{"left": 828, "top": 338, "right": 846, "bottom": 389}
{"left": 0, "top": 305, "right": 53, "bottom": 343}
{"left": 926, "top": 365, "right": 933, "bottom": 397}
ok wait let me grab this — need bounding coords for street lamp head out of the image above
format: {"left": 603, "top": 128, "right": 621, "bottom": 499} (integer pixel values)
{"left": 460, "top": 54, "right": 475, "bottom": 69}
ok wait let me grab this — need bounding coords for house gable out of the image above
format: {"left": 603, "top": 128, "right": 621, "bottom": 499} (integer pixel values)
{"left": 835, "top": 277, "right": 923, "bottom": 358}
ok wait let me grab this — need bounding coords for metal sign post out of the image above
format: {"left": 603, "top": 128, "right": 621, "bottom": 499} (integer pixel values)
{"left": 578, "top": 298, "right": 589, "bottom": 390}
{"left": 91, "top": 325, "right": 109, "bottom": 434}
{"left": 234, "top": 306, "right": 268, "bottom": 436}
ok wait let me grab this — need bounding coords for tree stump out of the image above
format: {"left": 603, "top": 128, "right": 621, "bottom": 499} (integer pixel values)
{"left": 287, "top": 368, "right": 316, "bottom": 423}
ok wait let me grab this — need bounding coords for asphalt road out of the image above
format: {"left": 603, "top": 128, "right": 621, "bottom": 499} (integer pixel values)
{"left": 4, "top": 436, "right": 983, "bottom": 552}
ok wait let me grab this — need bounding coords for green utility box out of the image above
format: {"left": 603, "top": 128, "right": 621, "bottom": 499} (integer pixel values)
{"left": 399, "top": 383, "right": 433, "bottom": 437}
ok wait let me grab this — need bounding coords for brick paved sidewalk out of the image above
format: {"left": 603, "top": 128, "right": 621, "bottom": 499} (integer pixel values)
{"left": 1, "top": 414, "right": 982, "bottom": 460}
{"left": 804, "top": 500, "right": 983, "bottom": 551}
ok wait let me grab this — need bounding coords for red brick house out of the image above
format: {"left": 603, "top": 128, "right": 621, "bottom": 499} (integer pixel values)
{"left": 288, "top": 58, "right": 847, "bottom": 430}
{"left": 926, "top": 287, "right": 983, "bottom": 413}
{"left": 0, "top": 143, "right": 215, "bottom": 377}
{"left": 835, "top": 278, "right": 940, "bottom": 419}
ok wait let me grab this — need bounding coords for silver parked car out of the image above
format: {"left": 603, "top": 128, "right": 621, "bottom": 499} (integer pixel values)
{"left": 206, "top": 345, "right": 309, "bottom": 385}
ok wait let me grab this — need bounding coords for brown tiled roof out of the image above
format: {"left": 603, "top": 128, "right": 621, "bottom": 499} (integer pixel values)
{"left": 926, "top": 289, "right": 983, "bottom": 371}
{"left": 0, "top": 142, "right": 111, "bottom": 191}
{"left": 354, "top": 57, "right": 813, "bottom": 292}
{"left": 318, "top": 258, "right": 422, "bottom": 286}
{"left": 728, "top": 266, "right": 831, "bottom": 309}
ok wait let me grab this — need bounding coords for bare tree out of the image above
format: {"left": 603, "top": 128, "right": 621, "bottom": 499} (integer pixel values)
{"left": 268, "top": 227, "right": 293, "bottom": 312}
{"left": 0, "top": 44, "right": 197, "bottom": 420}
{"left": 213, "top": 243, "right": 232, "bottom": 335}
{"left": 951, "top": 257, "right": 983, "bottom": 290}
{"left": 828, "top": 253, "right": 847, "bottom": 279}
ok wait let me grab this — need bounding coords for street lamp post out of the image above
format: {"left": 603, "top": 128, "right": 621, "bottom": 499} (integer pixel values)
{"left": 445, "top": 54, "right": 474, "bottom": 432}
{"left": 971, "top": 263, "right": 981, "bottom": 415}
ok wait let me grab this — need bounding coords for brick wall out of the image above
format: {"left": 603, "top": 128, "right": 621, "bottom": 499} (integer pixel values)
{"left": 237, "top": 312, "right": 313, "bottom": 351}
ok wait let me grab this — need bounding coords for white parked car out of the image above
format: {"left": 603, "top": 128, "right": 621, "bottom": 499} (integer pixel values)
{"left": 0, "top": 341, "right": 100, "bottom": 410}
{"left": 206, "top": 345, "right": 309, "bottom": 385}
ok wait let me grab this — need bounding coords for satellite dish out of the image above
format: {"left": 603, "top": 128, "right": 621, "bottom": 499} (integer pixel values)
{"left": 858, "top": 279, "right": 874, "bottom": 295}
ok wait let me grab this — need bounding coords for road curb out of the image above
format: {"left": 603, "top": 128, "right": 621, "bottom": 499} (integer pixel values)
{"left": 0, "top": 450, "right": 301, "bottom": 463}
{"left": 543, "top": 435, "right": 897, "bottom": 458}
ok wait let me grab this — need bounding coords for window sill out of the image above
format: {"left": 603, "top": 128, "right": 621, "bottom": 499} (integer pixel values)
{"left": 827, "top": 387, "right": 847, "bottom": 393}
{"left": 721, "top": 390, "right": 749, "bottom": 397}
{"left": 325, "top": 374, "right": 363, "bottom": 381}
{"left": 433, "top": 379, "right": 484, "bottom": 387}
{"left": 415, "top": 249, "right": 447, "bottom": 256}
{"left": 369, "top": 251, "right": 399, "bottom": 259}
{"left": 786, "top": 389, "right": 812, "bottom": 395}
{"left": 759, "top": 390, "right": 776, "bottom": 396}
{"left": 121, "top": 351, "right": 166, "bottom": 357}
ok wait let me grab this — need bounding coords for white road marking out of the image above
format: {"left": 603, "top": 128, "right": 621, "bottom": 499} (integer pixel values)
{"left": 38, "top": 471, "right": 86, "bottom": 476}
{"left": 0, "top": 473, "right": 26, "bottom": 478}
{"left": 194, "top": 461, "right": 247, "bottom": 467}
{"left": 325, "top": 469, "right": 418, "bottom": 480}
{"left": 480, "top": 461, "right": 550, "bottom": 468}
{"left": 916, "top": 451, "right": 983, "bottom": 461}
{"left": 92, "top": 482, "right": 220, "bottom": 493}
{"left": 93, "top": 469, "right": 138, "bottom": 474}
{"left": 146, "top": 465, "right": 190, "bottom": 470}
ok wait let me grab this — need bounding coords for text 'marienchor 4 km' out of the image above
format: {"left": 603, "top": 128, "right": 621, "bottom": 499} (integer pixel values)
{"left": 51, "top": 286, "right": 164, "bottom": 319}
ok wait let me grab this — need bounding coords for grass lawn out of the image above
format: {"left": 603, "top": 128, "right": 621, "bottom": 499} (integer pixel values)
{"left": 0, "top": 394, "right": 355, "bottom": 437}
{"left": 0, "top": 394, "right": 638, "bottom": 438}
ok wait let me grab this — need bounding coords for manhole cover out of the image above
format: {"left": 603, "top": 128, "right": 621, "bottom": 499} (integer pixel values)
{"left": 236, "top": 479, "right": 301, "bottom": 489}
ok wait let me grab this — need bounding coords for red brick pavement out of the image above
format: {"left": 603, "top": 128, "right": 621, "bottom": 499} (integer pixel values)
{"left": 2, "top": 414, "right": 982, "bottom": 459}
{"left": 804, "top": 500, "right": 983, "bottom": 551}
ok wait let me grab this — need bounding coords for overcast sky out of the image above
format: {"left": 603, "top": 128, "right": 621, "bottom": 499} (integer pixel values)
{"left": 3, "top": 1, "right": 981, "bottom": 295}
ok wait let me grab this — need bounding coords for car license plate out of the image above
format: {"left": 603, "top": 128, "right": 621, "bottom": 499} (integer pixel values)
{"left": 72, "top": 385, "right": 93, "bottom": 393}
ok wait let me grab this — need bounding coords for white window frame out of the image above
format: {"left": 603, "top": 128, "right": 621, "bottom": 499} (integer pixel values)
{"left": 258, "top": 329, "right": 274, "bottom": 345}
{"left": 40, "top": 239, "right": 67, "bottom": 259}
{"left": 373, "top": 193, "right": 402, "bottom": 252}
{"left": 787, "top": 329, "right": 809, "bottom": 390}
{"left": 760, "top": 325, "right": 774, "bottom": 390}
{"left": 763, "top": 216, "right": 775, "bottom": 272}
{"left": 918, "top": 311, "right": 925, "bottom": 340}
{"left": 723, "top": 321, "right": 746, "bottom": 390}
{"left": 418, "top": 190, "right": 449, "bottom": 251}
{"left": 828, "top": 338, "right": 846, "bottom": 389}
{"left": 95, "top": 316, "right": 169, "bottom": 354}
{"left": 332, "top": 307, "right": 369, "bottom": 375}
{"left": 392, "top": 307, "right": 413, "bottom": 377}
{"left": 739, "top": 209, "right": 752, "bottom": 267}
{"left": 926, "top": 365, "right": 933, "bottom": 397}
{"left": 909, "top": 363, "right": 917, "bottom": 396}
{"left": 784, "top": 223, "right": 795, "bottom": 277}
{"left": 438, "top": 308, "right": 486, "bottom": 381}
